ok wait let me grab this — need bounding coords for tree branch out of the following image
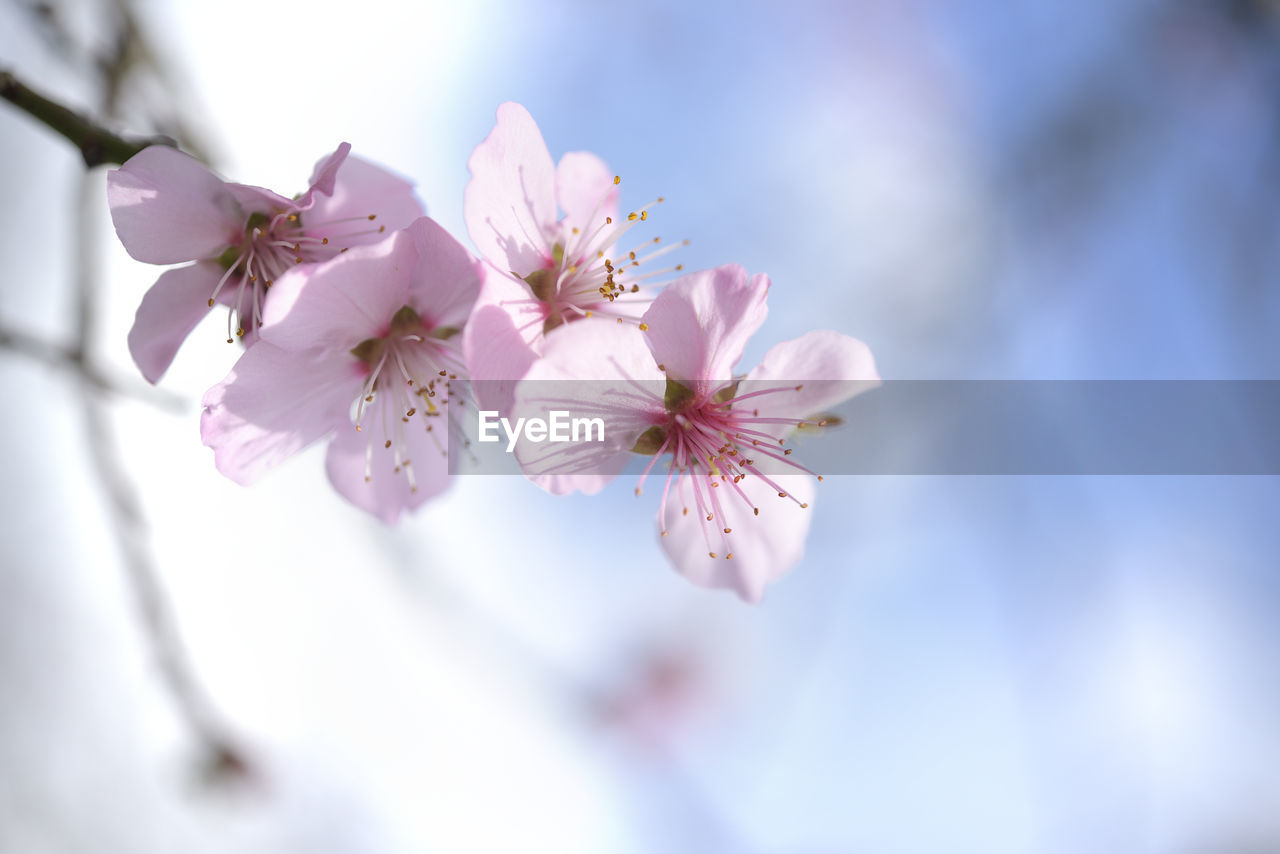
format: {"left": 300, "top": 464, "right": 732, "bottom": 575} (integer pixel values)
{"left": 0, "top": 322, "right": 186, "bottom": 413}
{"left": 0, "top": 68, "right": 176, "bottom": 167}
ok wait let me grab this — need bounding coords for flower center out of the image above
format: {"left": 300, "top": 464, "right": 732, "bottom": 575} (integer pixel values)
{"left": 522, "top": 175, "right": 686, "bottom": 334}
{"left": 208, "top": 209, "right": 387, "bottom": 343}
{"left": 633, "top": 379, "right": 829, "bottom": 561}
{"left": 348, "top": 305, "right": 464, "bottom": 491}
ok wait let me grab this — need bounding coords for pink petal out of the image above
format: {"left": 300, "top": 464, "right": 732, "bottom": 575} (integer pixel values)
{"left": 555, "top": 150, "right": 618, "bottom": 237}
{"left": 658, "top": 474, "right": 816, "bottom": 603}
{"left": 304, "top": 154, "right": 425, "bottom": 247}
{"left": 641, "top": 265, "right": 770, "bottom": 399}
{"left": 737, "top": 330, "right": 881, "bottom": 426}
{"left": 406, "top": 217, "right": 482, "bottom": 331}
{"left": 260, "top": 228, "right": 417, "bottom": 351}
{"left": 464, "top": 102, "right": 557, "bottom": 277}
{"left": 226, "top": 181, "right": 294, "bottom": 214}
{"left": 511, "top": 318, "right": 664, "bottom": 495}
{"left": 462, "top": 265, "right": 544, "bottom": 413}
{"left": 126, "top": 262, "right": 223, "bottom": 383}
{"left": 107, "top": 146, "right": 242, "bottom": 264}
{"left": 324, "top": 403, "right": 452, "bottom": 524}
{"left": 201, "top": 343, "right": 360, "bottom": 485}
{"left": 306, "top": 142, "right": 351, "bottom": 199}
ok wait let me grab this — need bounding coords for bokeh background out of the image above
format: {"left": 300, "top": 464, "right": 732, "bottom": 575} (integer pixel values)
{"left": 3, "top": 0, "right": 1280, "bottom": 851}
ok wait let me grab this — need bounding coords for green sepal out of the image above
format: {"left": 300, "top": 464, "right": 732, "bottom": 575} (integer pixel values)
{"left": 711, "top": 380, "right": 740, "bottom": 404}
{"left": 664, "top": 378, "right": 695, "bottom": 412}
{"left": 631, "top": 425, "right": 668, "bottom": 455}
{"left": 215, "top": 245, "right": 242, "bottom": 270}
{"left": 523, "top": 268, "right": 556, "bottom": 303}
{"left": 350, "top": 337, "right": 382, "bottom": 363}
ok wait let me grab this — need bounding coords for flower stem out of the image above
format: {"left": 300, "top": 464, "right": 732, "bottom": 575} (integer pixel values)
{"left": 0, "top": 68, "right": 177, "bottom": 167}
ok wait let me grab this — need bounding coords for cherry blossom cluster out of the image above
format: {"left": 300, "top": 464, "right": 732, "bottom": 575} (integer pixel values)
{"left": 107, "top": 102, "right": 879, "bottom": 601}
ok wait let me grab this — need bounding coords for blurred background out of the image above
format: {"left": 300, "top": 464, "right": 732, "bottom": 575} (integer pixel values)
{"left": 3, "top": 0, "right": 1280, "bottom": 851}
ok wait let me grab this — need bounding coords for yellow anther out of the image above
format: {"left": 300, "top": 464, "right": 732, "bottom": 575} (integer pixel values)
{"left": 638, "top": 322, "right": 649, "bottom": 331}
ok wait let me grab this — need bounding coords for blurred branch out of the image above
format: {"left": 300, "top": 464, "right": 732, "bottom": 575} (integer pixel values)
{"left": 81, "top": 385, "right": 253, "bottom": 784}
{"left": 70, "top": 165, "right": 251, "bottom": 784}
{"left": 0, "top": 69, "right": 176, "bottom": 167}
{"left": 0, "top": 322, "right": 185, "bottom": 412}
{"left": 4, "top": 1, "right": 242, "bottom": 783}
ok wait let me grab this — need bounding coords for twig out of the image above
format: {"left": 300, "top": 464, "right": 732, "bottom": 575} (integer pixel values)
{"left": 0, "top": 68, "right": 175, "bottom": 167}
{"left": 0, "top": 322, "right": 186, "bottom": 413}
{"left": 70, "top": 166, "right": 252, "bottom": 783}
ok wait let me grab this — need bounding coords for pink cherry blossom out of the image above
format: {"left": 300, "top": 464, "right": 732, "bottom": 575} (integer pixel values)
{"left": 510, "top": 264, "right": 879, "bottom": 601}
{"left": 200, "top": 217, "right": 481, "bottom": 523}
{"left": 107, "top": 143, "right": 424, "bottom": 382}
{"left": 461, "top": 103, "right": 687, "bottom": 390}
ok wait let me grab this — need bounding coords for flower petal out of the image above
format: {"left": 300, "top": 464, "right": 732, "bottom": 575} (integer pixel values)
{"left": 465, "top": 102, "right": 557, "bottom": 277}
{"left": 641, "top": 265, "right": 769, "bottom": 399}
{"left": 304, "top": 154, "right": 426, "bottom": 248}
{"left": 511, "top": 318, "right": 665, "bottom": 494}
{"left": 737, "top": 330, "right": 881, "bottom": 428}
{"left": 658, "top": 473, "right": 815, "bottom": 603}
{"left": 260, "top": 228, "right": 417, "bottom": 351}
{"left": 406, "top": 217, "right": 482, "bottom": 332}
{"left": 305, "top": 142, "right": 351, "bottom": 200}
{"left": 324, "top": 402, "right": 452, "bottom": 524}
{"left": 555, "top": 150, "right": 618, "bottom": 237}
{"left": 201, "top": 343, "right": 360, "bottom": 485}
{"left": 463, "top": 265, "right": 544, "bottom": 412}
{"left": 107, "top": 146, "right": 242, "bottom": 264}
{"left": 126, "top": 262, "right": 224, "bottom": 383}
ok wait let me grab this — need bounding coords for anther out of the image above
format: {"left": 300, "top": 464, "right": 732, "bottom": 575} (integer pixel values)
{"left": 638, "top": 323, "right": 649, "bottom": 331}
{"left": 385, "top": 440, "right": 392, "bottom": 449}
{"left": 778, "top": 492, "right": 787, "bottom": 498}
